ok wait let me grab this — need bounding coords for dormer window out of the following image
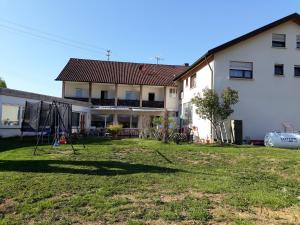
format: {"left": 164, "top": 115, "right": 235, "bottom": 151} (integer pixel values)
{"left": 272, "top": 34, "right": 286, "bottom": 48}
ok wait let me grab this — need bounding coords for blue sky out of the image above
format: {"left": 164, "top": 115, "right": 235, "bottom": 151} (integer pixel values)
{"left": 0, "top": 0, "right": 299, "bottom": 96}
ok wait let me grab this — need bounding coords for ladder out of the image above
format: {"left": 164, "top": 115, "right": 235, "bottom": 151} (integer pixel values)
{"left": 218, "top": 122, "right": 229, "bottom": 143}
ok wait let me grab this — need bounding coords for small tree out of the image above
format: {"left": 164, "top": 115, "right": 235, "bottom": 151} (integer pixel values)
{"left": 0, "top": 77, "right": 7, "bottom": 88}
{"left": 192, "top": 87, "right": 239, "bottom": 142}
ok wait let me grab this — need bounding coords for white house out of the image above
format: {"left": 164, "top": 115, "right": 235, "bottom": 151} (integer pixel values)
{"left": 0, "top": 88, "right": 91, "bottom": 137}
{"left": 175, "top": 13, "right": 300, "bottom": 142}
{"left": 56, "top": 58, "right": 188, "bottom": 135}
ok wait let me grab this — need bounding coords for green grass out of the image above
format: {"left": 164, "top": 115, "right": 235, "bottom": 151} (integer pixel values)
{"left": 0, "top": 137, "right": 299, "bottom": 224}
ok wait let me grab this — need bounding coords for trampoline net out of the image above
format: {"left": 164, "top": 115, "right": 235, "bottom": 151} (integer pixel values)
{"left": 21, "top": 101, "right": 72, "bottom": 134}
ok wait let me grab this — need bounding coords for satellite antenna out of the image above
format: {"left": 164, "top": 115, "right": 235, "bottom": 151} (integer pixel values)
{"left": 106, "top": 49, "right": 112, "bottom": 61}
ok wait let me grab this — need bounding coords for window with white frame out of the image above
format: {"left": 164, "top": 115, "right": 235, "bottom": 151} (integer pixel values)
{"left": 75, "top": 88, "right": 83, "bottom": 97}
{"left": 272, "top": 33, "right": 286, "bottom": 48}
{"left": 229, "top": 61, "right": 253, "bottom": 79}
{"left": 185, "top": 78, "right": 188, "bottom": 87}
{"left": 190, "top": 74, "right": 196, "bottom": 88}
{"left": 1, "top": 104, "right": 21, "bottom": 126}
{"left": 169, "top": 88, "right": 178, "bottom": 98}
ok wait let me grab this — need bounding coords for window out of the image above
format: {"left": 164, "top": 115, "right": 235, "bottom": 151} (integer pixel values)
{"left": 169, "top": 88, "right": 178, "bottom": 98}
{"left": 91, "top": 114, "right": 113, "bottom": 128}
{"left": 182, "top": 102, "right": 192, "bottom": 125}
{"left": 125, "top": 91, "right": 139, "bottom": 100}
{"left": 274, "top": 64, "right": 284, "bottom": 76}
{"left": 75, "top": 88, "right": 83, "bottom": 97}
{"left": 100, "top": 90, "right": 108, "bottom": 100}
{"left": 190, "top": 74, "right": 196, "bottom": 88}
{"left": 294, "top": 66, "right": 300, "bottom": 76}
{"left": 297, "top": 35, "right": 300, "bottom": 49}
{"left": 72, "top": 112, "right": 80, "bottom": 127}
{"left": 229, "top": 61, "right": 253, "bottom": 79}
{"left": 1, "top": 104, "right": 20, "bottom": 126}
{"left": 148, "top": 93, "right": 155, "bottom": 101}
{"left": 185, "top": 79, "right": 188, "bottom": 87}
{"left": 272, "top": 33, "right": 286, "bottom": 47}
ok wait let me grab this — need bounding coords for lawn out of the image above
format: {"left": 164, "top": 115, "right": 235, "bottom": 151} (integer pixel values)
{"left": 0, "top": 137, "right": 299, "bottom": 225}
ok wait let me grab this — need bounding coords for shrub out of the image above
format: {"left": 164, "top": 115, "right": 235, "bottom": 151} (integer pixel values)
{"left": 107, "top": 124, "right": 123, "bottom": 138}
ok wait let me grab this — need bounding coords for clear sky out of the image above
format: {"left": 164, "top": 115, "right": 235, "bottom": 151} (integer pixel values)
{"left": 0, "top": 0, "right": 299, "bottom": 96}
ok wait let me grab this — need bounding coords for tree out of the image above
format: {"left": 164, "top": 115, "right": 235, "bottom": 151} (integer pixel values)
{"left": 0, "top": 77, "right": 7, "bottom": 88}
{"left": 191, "top": 87, "right": 239, "bottom": 142}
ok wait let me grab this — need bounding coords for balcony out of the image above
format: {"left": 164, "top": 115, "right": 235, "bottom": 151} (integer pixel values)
{"left": 91, "top": 98, "right": 115, "bottom": 106}
{"left": 117, "top": 99, "right": 140, "bottom": 107}
{"left": 142, "top": 101, "right": 164, "bottom": 108}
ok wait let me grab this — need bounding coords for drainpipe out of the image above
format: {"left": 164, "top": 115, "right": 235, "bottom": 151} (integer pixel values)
{"left": 205, "top": 55, "right": 214, "bottom": 90}
{"left": 205, "top": 55, "right": 214, "bottom": 142}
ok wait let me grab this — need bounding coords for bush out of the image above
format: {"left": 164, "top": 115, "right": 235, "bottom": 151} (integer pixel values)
{"left": 107, "top": 124, "right": 123, "bottom": 138}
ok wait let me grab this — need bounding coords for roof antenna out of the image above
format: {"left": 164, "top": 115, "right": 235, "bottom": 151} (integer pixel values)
{"left": 151, "top": 56, "right": 164, "bottom": 65}
{"left": 106, "top": 49, "right": 112, "bottom": 61}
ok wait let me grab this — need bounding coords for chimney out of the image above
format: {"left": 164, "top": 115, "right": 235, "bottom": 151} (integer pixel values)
{"left": 184, "top": 63, "right": 189, "bottom": 67}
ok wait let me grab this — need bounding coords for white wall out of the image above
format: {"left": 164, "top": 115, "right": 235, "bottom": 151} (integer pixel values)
{"left": 65, "top": 82, "right": 89, "bottom": 98}
{"left": 165, "top": 87, "right": 179, "bottom": 111}
{"left": 117, "top": 85, "right": 140, "bottom": 99}
{"left": 91, "top": 83, "right": 115, "bottom": 99}
{"left": 181, "top": 62, "right": 213, "bottom": 140}
{"left": 214, "top": 21, "right": 300, "bottom": 140}
{"left": 141, "top": 86, "right": 164, "bottom": 101}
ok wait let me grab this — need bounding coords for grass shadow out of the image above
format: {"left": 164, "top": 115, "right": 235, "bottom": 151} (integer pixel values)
{"left": 0, "top": 136, "right": 37, "bottom": 153}
{"left": 0, "top": 160, "right": 182, "bottom": 176}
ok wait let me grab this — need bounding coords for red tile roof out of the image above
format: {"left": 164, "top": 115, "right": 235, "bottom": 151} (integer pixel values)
{"left": 56, "top": 58, "right": 188, "bottom": 86}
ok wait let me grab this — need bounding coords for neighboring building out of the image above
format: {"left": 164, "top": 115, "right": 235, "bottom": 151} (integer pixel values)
{"left": 175, "top": 13, "right": 300, "bottom": 142}
{"left": 56, "top": 58, "right": 188, "bottom": 132}
{"left": 0, "top": 88, "right": 91, "bottom": 137}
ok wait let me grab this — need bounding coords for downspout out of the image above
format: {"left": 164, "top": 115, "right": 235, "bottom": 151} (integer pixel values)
{"left": 204, "top": 55, "right": 214, "bottom": 142}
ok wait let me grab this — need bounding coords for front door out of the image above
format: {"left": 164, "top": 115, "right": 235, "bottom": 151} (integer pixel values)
{"left": 148, "top": 93, "right": 155, "bottom": 101}
{"left": 100, "top": 90, "right": 108, "bottom": 100}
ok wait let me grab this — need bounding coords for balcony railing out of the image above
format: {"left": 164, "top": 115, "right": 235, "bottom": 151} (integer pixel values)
{"left": 117, "top": 99, "right": 140, "bottom": 107}
{"left": 65, "top": 97, "right": 89, "bottom": 102}
{"left": 91, "top": 98, "right": 115, "bottom": 106}
{"left": 142, "top": 100, "right": 164, "bottom": 108}
{"left": 65, "top": 97, "right": 164, "bottom": 108}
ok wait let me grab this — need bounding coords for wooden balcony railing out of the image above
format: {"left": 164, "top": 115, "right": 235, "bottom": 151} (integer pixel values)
{"left": 117, "top": 99, "right": 140, "bottom": 107}
{"left": 91, "top": 98, "right": 115, "bottom": 106}
{"left": 142, "top": 100, "right": 164, "bottom": 108}
{"left": 65, "top": 97, "right": 89, "bottom": 102}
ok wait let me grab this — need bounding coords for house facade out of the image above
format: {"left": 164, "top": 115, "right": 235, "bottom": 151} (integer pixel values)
{"left": 56, "top": 59, "right": 187, "bottom": 134}
{"left": 175, "top": 13, "right": 300, "bottom": 142}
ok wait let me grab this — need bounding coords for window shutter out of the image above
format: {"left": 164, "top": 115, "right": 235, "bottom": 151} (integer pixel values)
{"left": 230, "top": 61, "right": 252, "bottom": 70}
{"left": 272, "top": 34, "right": 285, "bottom": 42}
